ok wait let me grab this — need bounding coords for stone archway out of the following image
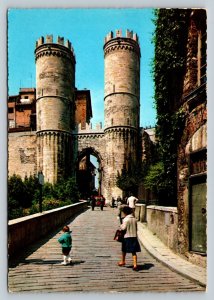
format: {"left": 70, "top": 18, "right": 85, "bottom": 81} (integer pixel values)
{"left": 76, "top": 147, "right": 104, "bottom": 198}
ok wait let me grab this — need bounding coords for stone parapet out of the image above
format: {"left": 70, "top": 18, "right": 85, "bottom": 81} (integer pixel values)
{"left": 8, "top": 202, "right": 88, "bottom": 257}
{"left": 146, "top": 205, "right": 178, "bottom": 252}
{"left": 135, "top": 204, "right": 146, "bottom": 223}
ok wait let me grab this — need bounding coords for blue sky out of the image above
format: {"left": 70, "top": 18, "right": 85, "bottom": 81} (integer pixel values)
{"left": 8, "top": 8, "right": 156, "bottom": 127}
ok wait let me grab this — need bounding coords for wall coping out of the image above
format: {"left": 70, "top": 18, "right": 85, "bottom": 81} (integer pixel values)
{"left": 146, "top": 205, "right": 178, "bottom": 213}
{"left": 8, "top": 202, "right": 85, "bottom": 225}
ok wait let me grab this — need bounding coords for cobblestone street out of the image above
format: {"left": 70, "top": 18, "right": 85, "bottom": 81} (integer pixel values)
{"left": 8, "top": 207, "right": 205, "bottom": 293}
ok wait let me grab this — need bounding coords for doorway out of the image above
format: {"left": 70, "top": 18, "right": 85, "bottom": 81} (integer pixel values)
{"left": 189, "top": 149, "right": 207, "bottom": 254}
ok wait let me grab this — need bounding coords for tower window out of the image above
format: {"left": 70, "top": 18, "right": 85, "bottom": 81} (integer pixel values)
{"left": 111, "top": 118, "right": 113, "bottom": 126}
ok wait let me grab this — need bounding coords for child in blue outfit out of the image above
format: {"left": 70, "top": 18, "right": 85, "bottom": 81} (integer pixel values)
{"left": 58, "top": 225, "right": 72, "bottom": 265}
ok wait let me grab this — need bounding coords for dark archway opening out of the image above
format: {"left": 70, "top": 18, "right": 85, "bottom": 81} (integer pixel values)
{"left": 76, "top": 148, "right": 102, "bottom": 199}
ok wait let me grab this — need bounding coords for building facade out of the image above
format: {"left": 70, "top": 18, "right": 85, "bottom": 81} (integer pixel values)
{"left": 177, "top": 10, "right": 207, "bottom": 266}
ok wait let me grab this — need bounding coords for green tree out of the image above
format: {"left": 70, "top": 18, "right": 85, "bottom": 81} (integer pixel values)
{"left": 144, "top": 162, "right": 174, "bottom": 205}
{"left": 116, "top": 163, "right": 143, "bottom": 196}
{"left": 8, "top": 174, "right": 26, "bottom": 208}
{"left": 54, "top": 177, "right": 80, "bottom": 203}
{"left": 8, "top": 174, "right": 27, "bottom": 219}
{"left": 23, "top": 175, "right": 40, "bottom": 207}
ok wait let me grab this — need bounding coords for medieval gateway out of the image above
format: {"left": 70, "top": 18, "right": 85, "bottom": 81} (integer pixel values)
{"left": 8, "top": 30, "right": 155, "bottom": 202}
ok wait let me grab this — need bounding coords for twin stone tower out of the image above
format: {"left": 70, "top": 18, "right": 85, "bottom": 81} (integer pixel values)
{"left": 35, "top": 30, "right": 141, "bottom": 202}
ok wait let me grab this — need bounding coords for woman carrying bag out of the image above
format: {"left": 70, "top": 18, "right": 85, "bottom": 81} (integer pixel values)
{"left": 117, "top": 206, "right": 141, "bottom": 271}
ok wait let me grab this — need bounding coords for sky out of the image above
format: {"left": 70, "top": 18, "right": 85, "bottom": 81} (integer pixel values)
{"left": 8, "top": 8, "right": 156, "bottom": 128}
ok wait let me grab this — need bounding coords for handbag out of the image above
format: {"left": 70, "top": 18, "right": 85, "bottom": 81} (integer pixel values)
{"left": 114, "top": 229, "right": 125, "bottom": 242}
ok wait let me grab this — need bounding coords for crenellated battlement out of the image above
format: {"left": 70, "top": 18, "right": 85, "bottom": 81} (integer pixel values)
{"left": 104, "top": 29, "right": 139, "bottom": 44}
{"left": 35, "top": 35, "right": 75, "bottom": 55}
{"left": 103, "top": 29, "right": 140, "bottom": 57}
{"left": 74, "top": 122, "right": 104, "bottom": 133}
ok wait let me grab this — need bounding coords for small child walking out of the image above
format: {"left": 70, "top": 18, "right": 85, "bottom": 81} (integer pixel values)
{"left": 58, "top": 225, "right": 72, "bottom": 265}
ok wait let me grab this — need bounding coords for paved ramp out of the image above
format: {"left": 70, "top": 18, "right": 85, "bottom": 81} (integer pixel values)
{"left": 8, "top": 207, "right": 205, "bottom": 293}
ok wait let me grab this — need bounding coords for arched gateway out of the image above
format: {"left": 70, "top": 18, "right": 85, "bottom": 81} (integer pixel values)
{"left": 34, "top": 30, "right": 141, "bottom": 204}
{"left": 72, "top": 125, "right": 105, "bottom": 198}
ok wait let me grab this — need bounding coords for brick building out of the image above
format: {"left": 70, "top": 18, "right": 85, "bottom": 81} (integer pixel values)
{"left": 8, "top": 88, "right": 36, "bottom": 131}
{"left": 176, "top": 10, "right": 207, "bottom": 266}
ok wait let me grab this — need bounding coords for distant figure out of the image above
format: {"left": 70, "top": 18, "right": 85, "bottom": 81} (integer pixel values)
{"left": 117, "top": 196, "right": 122, "bottom": 207}
{"left": 58, "top": 225, "right": 72, "bottom": 265}
{"left": 127, "top": 195, "right": 138, "bottom": 216}
{"left": 90, "top": 195, "right": 96, "bottom": 211}
{"left": 123, "top": 196, "right": 128, "bottom": 205}
{"left": 112, "top": 197, "right": 116, "bottom": 208}
{"left": 100, "top": 196, "right": 105, "bottom": 211}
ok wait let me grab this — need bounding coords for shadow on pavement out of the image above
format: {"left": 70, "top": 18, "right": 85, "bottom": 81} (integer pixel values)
{"left": 10, "top": 259, "right": 85, "bottom": 266}
{"left": 8, "top": 213, "right": 83, "bottom": 268}
{"left": 126, "top": 263, "right": 154, "bottom": 271}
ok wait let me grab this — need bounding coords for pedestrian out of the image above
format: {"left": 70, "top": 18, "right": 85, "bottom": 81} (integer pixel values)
{"left": 58, "top": 225, "right": 72, "bottom": 265}
{"left": 112, "top": 197, "right": 115, "bottom": 208}
{"left": 100, "top": 196, "right": 105, "bottom": 211}
{"left": 90, "top": 195, "right": 96, "bottom": 211}
{"left": 127, "top": 194, "right": 138, "bottom": 216}
{"left": 117, "top": 195, "right": 122, "bottom": 206}
{"left": 117, "top": 206, "right": 141, "bottom": 271}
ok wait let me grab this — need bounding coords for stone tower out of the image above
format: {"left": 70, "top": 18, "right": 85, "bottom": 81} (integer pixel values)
{"left": 35, "top": 35, "right": 76, "bottom": 183}
{"left": 103, "top": 30, "right": 141, "bottom": 200}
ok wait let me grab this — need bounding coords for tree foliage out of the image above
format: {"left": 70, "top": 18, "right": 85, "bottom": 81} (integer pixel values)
{"left": 53, "top": 177, "right": 80, "bottom": 203}
{"left": 8, "top": 175, "right": 80, "bottom": 220}
{"left": 116, "top": 162, "right": 143, "bottom": 196}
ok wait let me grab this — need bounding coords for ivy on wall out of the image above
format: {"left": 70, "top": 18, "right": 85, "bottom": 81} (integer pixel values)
{"left": 151, "top": 8, "right": 190, "bottom": 205}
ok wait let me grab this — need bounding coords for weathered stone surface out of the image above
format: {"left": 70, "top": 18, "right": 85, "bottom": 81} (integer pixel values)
{"left": 35, "top": 36, "right": 75, "bottom": 182}
{"left": 8, "top": 131, "right": 37, "bottom": 177}
{"left": 8, "top": 207, "right": 205, "bottom": 293}
{"left": 103, "top": 31, "right": 141, "bottom": 200}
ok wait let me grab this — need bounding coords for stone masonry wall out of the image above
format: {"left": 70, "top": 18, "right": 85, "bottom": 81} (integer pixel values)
{"left": 8, "top": 132, "right": 37, "bottom": 178}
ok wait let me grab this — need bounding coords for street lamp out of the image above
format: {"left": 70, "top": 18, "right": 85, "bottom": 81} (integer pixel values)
{"left": 38, "top": 171, "right": 44, "bottom": 212}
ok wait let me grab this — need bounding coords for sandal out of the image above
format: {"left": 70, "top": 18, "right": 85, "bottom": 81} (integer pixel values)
{"left": 117, "top": 261, "right": 126, "bottom": 266}
{"left": 132, "top": 266, "right": 139, "bottom": 271}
